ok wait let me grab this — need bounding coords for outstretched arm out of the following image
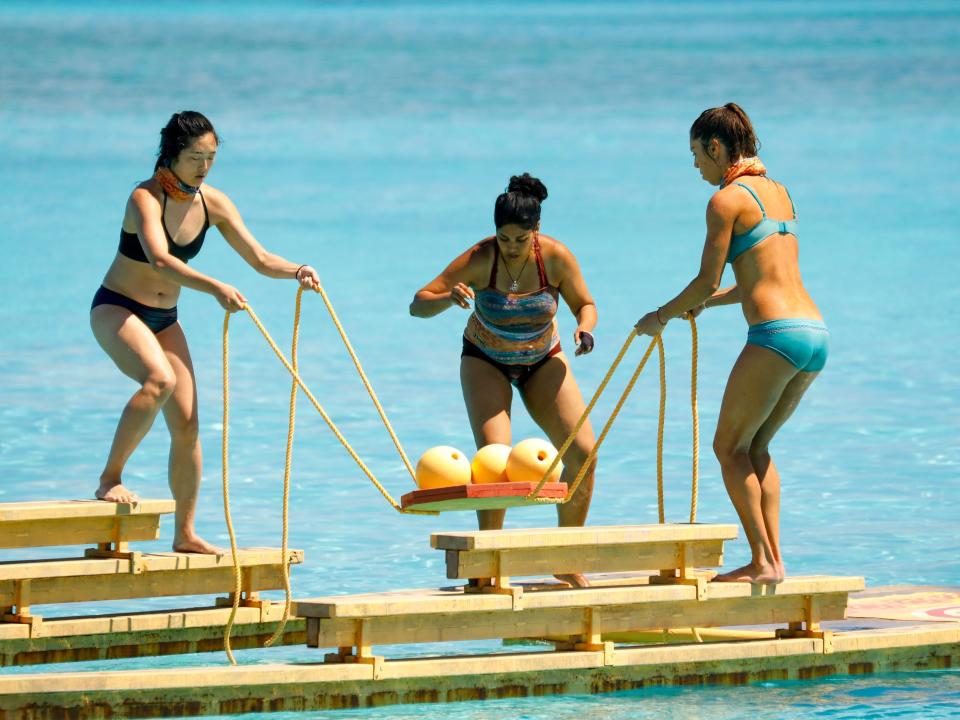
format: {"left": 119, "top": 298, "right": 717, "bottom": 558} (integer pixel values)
{"left": 635, "top": 192, "right": 735, "bottom": 335}
{"left": 205, "top": 186, "right": 320, "bottom": 290}
{"left": 409, "top": 244, "right": 485, "bottom": 318}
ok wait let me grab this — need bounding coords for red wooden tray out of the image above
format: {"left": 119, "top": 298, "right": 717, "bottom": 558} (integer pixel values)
{"left": 401, "top": 481, "right": 567, "bottom": 512}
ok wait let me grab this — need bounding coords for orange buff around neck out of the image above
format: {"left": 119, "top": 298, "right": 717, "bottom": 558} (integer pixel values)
{"left": 721, "top": 156, "right": 767, "bottom": 188}
{"left": 154, "top": 166, "right": 199, "bottom": 202}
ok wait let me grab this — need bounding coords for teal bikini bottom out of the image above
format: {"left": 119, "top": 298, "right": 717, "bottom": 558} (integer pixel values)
{"left": 747, "top": 318, "right": 829, "bottom": 372}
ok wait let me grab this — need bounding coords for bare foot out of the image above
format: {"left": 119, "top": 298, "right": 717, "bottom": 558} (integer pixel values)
{"left": 173, "top": 535, "right": 223, "bottom": 555}
{"left": 776, "top": 561, "right": 787, "bottom": 583}
{"left": 712, "top": 562, "right": 781, "bottom": 584}
{"left": 95, "top": 480, "right": 139, "bottom": 504}
{"left": 555, "top": 573, "right": 591, "bottom": 588}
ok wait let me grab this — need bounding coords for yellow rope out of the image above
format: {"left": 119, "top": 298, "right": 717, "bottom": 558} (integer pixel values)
{"left": 310, "top": 284, "right": 418, "bottom": 483}
{"left": 524, "top": 329, "right": 640, "bottom": 500}
{"left": 688, "top": 316, "right": 700, "bottom": 524}
{"left": 263, "top": 289, "right": 304, "bottom": 647}
{"left": 527, "top": 318, "right": 701, "bottom": 523}
{"left": 221, "top": 312, "right": 241, "bottom": 666}
{"left": 656, "top": 336, "right": 666, "bottom": 524}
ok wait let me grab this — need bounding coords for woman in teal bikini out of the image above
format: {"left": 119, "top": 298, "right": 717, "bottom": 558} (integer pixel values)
{"left": 410, "top": 174, "right": 598, "bottom": 585}
{"left": 634, "top": 103, "right": 827, "bottom": 584}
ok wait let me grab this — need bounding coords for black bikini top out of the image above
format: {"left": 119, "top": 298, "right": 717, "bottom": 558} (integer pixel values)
{"left": 118, "top": 191, "right": 209, "bottom": 263}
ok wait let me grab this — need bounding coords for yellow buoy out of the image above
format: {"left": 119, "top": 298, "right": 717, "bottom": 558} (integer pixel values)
{"left": 415, "top": 446, "right": 472, "bottom": 489}
{"left": 506, "top": 438, "right": 563, "bottom": 484}
{"left": 470, "top": 443, "right": 512, "bottom": 484}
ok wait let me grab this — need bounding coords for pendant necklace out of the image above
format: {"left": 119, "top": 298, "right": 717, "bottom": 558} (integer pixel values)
{"left": 501, "top": 252, "right": 530, "bottom": 293}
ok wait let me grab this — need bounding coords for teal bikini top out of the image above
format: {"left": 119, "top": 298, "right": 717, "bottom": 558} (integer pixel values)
{"left": 727, "top": 181, "right": 798, "bottom": 264}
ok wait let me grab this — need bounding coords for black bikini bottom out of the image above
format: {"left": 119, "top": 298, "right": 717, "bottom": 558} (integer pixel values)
{"left": 461, "top": 337, "right": 561, "bottom": 388}
{"left": 91, "top": 285, "right": 178, "bottom": 334}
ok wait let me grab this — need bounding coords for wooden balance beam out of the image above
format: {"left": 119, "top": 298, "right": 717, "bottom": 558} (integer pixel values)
{"left": 433, "top": 524, "right": 739, "bottom": 602}
{"left": 0, "top": 603, "right": 305, "bottom": 666}
{"left": 0, "top": 499, "right": 175, "bottom": 552}
{"left": 296, "top": 575, "right": 865, "bottom": 671}
{"left": 0, "top": 548, "right": 303, "bottom": 633}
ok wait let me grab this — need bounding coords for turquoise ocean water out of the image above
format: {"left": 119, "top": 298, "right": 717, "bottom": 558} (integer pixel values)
{"left": 1, "top": 1, "right": 958, "bottom": 717}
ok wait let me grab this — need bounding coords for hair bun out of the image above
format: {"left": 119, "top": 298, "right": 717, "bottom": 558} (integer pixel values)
{"left": 507, "top": 173, "right": 548, "bottom": 203}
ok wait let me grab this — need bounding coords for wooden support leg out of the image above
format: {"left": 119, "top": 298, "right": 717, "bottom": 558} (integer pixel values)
{"left": 463, "top": 551, "right": 524, "bottom": 610}
{"left": 1, "top": 580, "right": 42, "bottom": 635}
{"left": 84, "top": 520, "right": 144, "bottom": 573}
{"left": 322, "top": 619, "right": 383, "bottom": 678}
{"left": 648, "top": 543, "right": 708, "bottom": 599}
{"left": 553, "top": 608, "right": 613, "bottom": 664}
{"left": 775, "top": 595, "right": 835, "bottom": 653}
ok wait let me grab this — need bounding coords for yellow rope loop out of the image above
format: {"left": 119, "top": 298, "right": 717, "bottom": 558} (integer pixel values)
{"left": 240, "top": 303, "right": 435, "bottom": 516}
{"left": 656, "top": 336, "right": 666, "bottom": 524}
{"left": 525, "top": 330, "right": 639, "bottom": 501}
{"left": 528, "top": 331, "right": 657, "bottom": 504}
{"left": 263, "top": 289, "right": 304, "bottom": 647}
{"left": 310, "top": 284, "right": 418, "bottom": 483}
{"left": 688, "top": 315, "right": 700, "bottom": 524}
{"left": 221, "top": 312, "right": 241, "bottom": 666}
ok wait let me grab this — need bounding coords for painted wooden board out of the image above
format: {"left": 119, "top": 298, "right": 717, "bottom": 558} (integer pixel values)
{"left": 297, "top": 575, "right": 864, "bottom": 619}
{"left": 400, "top": 482, "right": 566, "bottom": 512}
{"left": 445, "top": 539, "right": 727, "bottom": 579}
{"left": 847, "top": 585, "right": 960, "bottom": 623}
{"left": 3, "top": 624, "right": 957, "bottom": 717}
{"left": 0, "top": 605, "right": 306, "bottom": 666}
{"left": 431, "top": 523, "right": 739, "bottom": 551}
{"left": 0, "top": 548, "right": 303, "bottom": 607}
{"left": 0, "top": 499, "right": 175, "bottom": 522}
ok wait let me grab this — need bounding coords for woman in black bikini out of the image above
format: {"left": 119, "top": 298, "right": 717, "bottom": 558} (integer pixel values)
{"left": 90, "top": 111, "right": 320, "bottom": 554}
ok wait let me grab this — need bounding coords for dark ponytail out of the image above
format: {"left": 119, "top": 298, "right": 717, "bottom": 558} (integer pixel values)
{"left": 690, "top": 103, "right": 759, "bottom": 159}
{"left": 493, "top": 173, "right": 548, "bottom": 229}
{"left": 154, "top": 111, "right": 220, "bottom": 171}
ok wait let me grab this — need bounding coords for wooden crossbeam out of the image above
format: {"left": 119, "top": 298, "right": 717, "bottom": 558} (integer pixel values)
{"left": 0, "top": 549, "right": 303, "bottom": 629}
{"left": 0, "top": 499, "right": 174, "bottom": 550}
{"left": 298, "top": 576, "right": 864, "bottom": 660}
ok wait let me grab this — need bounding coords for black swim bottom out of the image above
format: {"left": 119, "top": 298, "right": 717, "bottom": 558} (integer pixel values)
{"left": 461, "top": 338, "right": 562, "bottom": 388}
{"left": 91, "top": 285, "right": 178, "bottom": 334}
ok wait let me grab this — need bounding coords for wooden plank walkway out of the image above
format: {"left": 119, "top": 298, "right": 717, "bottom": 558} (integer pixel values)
{"left": 2, "top": 620, "right": 956, "bottom": 718}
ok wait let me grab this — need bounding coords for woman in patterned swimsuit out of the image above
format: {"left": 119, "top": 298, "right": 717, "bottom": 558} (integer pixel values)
{"left": 410, "top": 174, "right": 598, "bottom": 585}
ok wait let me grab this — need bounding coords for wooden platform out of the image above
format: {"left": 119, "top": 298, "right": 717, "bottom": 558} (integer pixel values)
{"left": 297, "top": 575, "right": 864, "bottom": 667}
{"left": 401, "top": 482, "right": 567, "bottom": 512}
{"left": 0, "top": 499, "right": 174, "bottom": 550}
{"left": 2, "top": 619, "right": 957, "bottom": 718}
